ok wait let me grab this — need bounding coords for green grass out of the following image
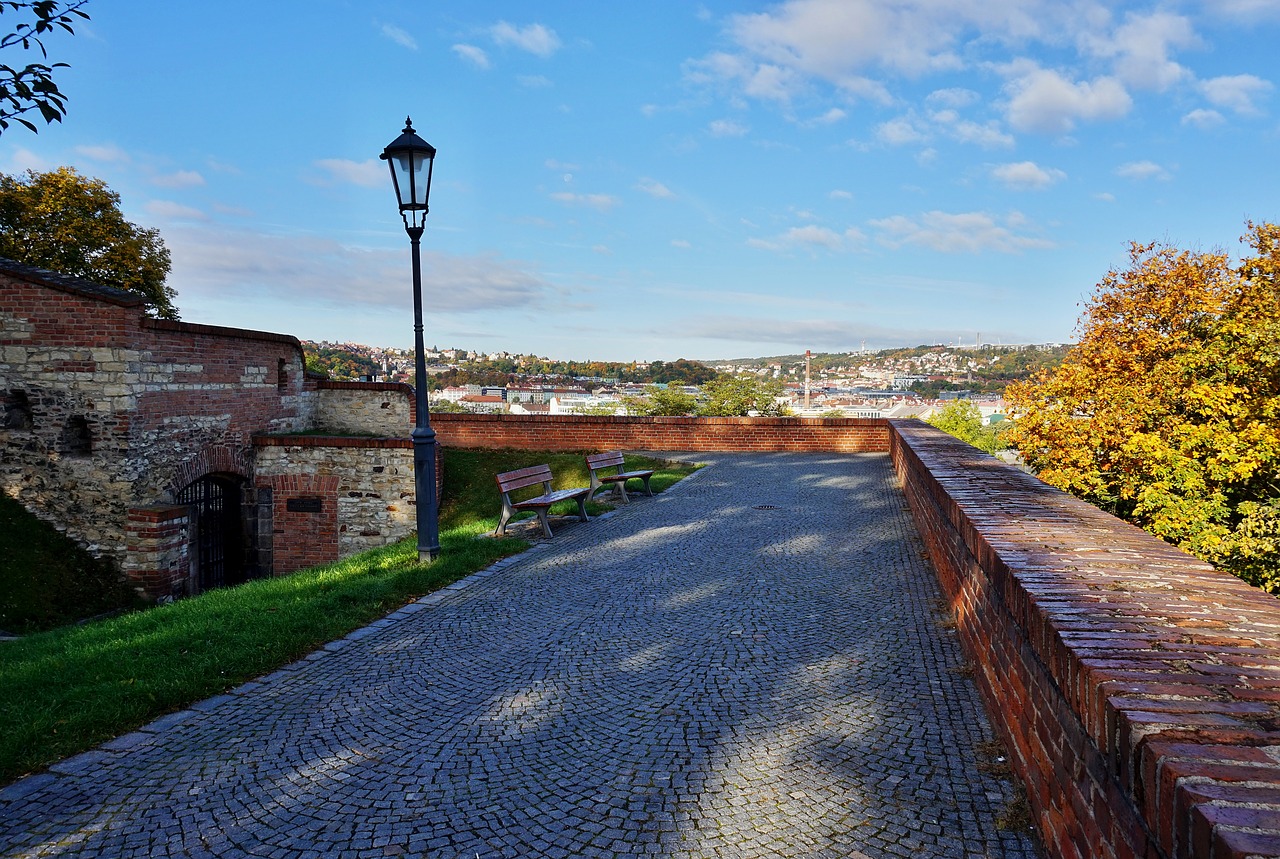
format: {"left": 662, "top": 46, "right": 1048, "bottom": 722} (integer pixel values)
{"left": 0, "top": 449, "right": 696, "bottom": 785}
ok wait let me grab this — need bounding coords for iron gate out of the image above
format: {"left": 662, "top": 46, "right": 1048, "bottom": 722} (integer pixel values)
{"left": 177, "top": 474, "right": 245, "bottom": 591}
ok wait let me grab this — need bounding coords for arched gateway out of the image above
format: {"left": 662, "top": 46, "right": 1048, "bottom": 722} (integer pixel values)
{"left": 176, "top": 472, "right": 250, "bottom": 591}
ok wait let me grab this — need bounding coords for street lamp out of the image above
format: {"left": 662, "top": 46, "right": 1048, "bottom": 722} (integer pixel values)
{"left": 381, "top": 117, "right": 439, "bottom": 563}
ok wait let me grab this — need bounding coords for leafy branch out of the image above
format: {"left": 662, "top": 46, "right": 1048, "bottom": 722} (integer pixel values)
{"left": 0, "top": 0, "right": 90, "bottom": 134}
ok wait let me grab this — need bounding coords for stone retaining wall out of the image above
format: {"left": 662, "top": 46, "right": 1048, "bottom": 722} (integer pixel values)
{"left": 253, "top": 436, "right": 441, "bottom": 572}
{"left": 1, "top": 263, "right": 313, "bottom": 594}
{"left": 888, "top": 418, "right": 1280, "bottom": 859}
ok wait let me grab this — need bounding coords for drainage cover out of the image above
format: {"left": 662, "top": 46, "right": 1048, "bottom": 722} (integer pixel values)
{"left": 753, "top": 505, "right": 781, "bottom": 510}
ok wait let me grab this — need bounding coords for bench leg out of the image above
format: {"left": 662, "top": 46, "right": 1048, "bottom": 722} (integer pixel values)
{"left": 496, "top": 505, "right": 513, "bottom": 536}
{"left": 639, "top": 475, "right": 654, "bottom": 497}
{"left": 534, "top": 508, "right": 554, "bottom": 538}
{"left": 614, "top": 480, "right": 630, "bottom": 504}
{"left": 575, "top": 494, "right": 589, "bottom": 522}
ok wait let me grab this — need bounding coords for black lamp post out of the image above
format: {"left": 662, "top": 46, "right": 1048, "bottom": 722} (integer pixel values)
{"left": 381, "top": 117, "right": 440, "bottom": 563}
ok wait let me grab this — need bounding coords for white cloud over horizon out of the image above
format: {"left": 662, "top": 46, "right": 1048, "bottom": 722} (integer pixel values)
{"left": 870, "top": 210, "right": 1053, "bottom": 253}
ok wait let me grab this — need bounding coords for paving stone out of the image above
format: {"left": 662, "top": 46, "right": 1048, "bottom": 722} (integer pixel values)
{"left": 0, "top": 453, "right": 1040, "bottom": 858}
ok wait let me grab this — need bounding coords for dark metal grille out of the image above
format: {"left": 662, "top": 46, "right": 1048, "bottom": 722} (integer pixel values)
{"left": 178, "top": 475, "right": 242, "bottom": 591}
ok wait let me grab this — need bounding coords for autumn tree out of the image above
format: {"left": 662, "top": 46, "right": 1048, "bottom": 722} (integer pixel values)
{"left": 0, "top": 1, "right": 90, "bottom": 134}
{"left": 1007, "top": 223, "right": 1280, "bottom": 591}
{"left": 0, "top": 166, "right": 177, "bottom": 318}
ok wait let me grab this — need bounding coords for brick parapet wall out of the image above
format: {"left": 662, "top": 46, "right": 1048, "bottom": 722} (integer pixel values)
{"left": 426, "top": 412, "right": 891, "bottom": 452}
{"left": 888, "top": 418, "right": 1280, "bottom": 859}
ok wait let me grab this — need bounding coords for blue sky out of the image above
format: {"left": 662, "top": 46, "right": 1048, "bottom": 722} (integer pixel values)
{"left": 3, "top": 1, "right": 1279, "bottom": 361}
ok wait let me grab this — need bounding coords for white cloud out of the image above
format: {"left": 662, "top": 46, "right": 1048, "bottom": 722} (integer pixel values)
{"left": 491, "top": 21, "right": 561, "bottom": 57}
{"left": 709, "top": 119, "right": 749, "bottom": 137}
{"left": 313, "top": 158, "right": 384, "bottom": 188}
{"left": 671, "top": 239, "right": 692, "bottom": 248}
{"left": 991, "top": 161, "right": 1065, "bottom": 190}
{"left": 151, "top": 170, "right": 205, "bottom": 189}
{"left": 5, "top": 148, "right": 51, "bottom": 172}
{"left": 876, "top": 117, "right": 929, "bottom": 145}
{"left": 926, "top": 88, "right": 980, "bottom": 109}
{"left": 1115, "top": 160, "right": 1171, "bottom": 181}
{"left": 869, "top": 210, "right": 1052, "bottom": 253}
{"left": 829, "top": 189, "right": 853, "bottom": 200}
{"left": 1082, "top": 11, "right": 1197, "bottom": 91}
{"left": 452, "top": 44, "right": 491, "bottom": 69}
{"left": 1181, "top": 108, "right": 1224, "bottom": 128}
{"left": 517, "top": 75, "right": 552, "bottom": 88}
{"left": 1211, "top": 0, "right": 1280, "bottom": 22}
{"left": 947, "top": 119, "right": 1014, "bottom": 148}
{"left": 809, "top": 107, "right": 847, "bottom": 125}
{"left": 550, "top": 192, "right": 620, "bottom": 212}
{"left": 379, "top": 23, "right": 417, "bottom": 51}
{"left": 166, "top": 226, "right": 556, "bottom": 312}
{"left": 74, "top": 144, "right": 130, "bottom": 163}
{"left": 1003, "top": 65, "right": 1132, "bottom": 134}
{"left": 145, "top": 201, "right": 208, "bottom": 221}
{"left": 674, "top": 313, "right": 967, "bottom": 351}
{"left": 592, "top": 245, "right": 612, "bottom": 256}
{"left": 1199, "top": 74, "right": 1273, "bottom": 115}
{"left": 749, "top": 224, "right": 865, "bottom": 253}
{"left": 636, "top": 178, "right": 675, "bottom": 199}
{"left": 687, "top": 0, "right": 1087, "bottom": 110}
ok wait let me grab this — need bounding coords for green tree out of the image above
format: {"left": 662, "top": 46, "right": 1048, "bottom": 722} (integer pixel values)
{"left": 697, "top": 376, "right": 790, "bottom": 417}
{"left": 0, "top": 166, "right": 177, "bottom": 318}
{"left": 1007, "top": 223, "right": 1280, "bottom": 592}
{"left": 0, "top": 1, "right": 89, "bottom": 134}
{"left": 926, "top": 400, "right": 1005, "bottom": 454}
{"left": 622, "top": 385, "right": 697, "bottom": 416}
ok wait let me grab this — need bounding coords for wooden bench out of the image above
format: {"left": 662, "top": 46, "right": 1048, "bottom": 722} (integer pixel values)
{"left": 586, "top": 451, "right": 655, "bottom": 504}
{"left": 495, "top": 464, "right": 590, "bottom": 538}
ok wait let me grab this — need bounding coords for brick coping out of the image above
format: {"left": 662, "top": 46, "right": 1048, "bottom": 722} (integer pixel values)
{"left": 889, "top": 418, "right": 1280, "bottom": 859}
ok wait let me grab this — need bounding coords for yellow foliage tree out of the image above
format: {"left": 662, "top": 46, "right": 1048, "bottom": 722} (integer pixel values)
{"left": 0, "top": 166, "right": 177, "bottom": 318}
{"left": 1008, "top": 222, "right": 1280, "bottom": 591}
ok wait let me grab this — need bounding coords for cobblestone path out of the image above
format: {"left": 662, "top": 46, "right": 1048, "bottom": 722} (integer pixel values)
{"left": 1, "top": 453, "right": 1039, "bottom": 859}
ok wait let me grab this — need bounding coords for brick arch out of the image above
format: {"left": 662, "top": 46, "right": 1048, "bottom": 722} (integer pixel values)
{"left": 166, "top": 443, "right": 254, "bottom": 500}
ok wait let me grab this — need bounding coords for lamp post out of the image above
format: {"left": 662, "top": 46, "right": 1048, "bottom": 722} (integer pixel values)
{"left": 381, "top": 117, "right": 439, "bottom": 563}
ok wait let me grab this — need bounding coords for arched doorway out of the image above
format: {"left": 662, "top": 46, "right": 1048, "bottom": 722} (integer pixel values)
{"left": 177, "top": 473, "right": 248, "bottom": 591}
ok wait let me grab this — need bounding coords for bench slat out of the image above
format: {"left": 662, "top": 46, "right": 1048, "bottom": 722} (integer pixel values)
{"left": 586, "top": 451, "right": 625, "bottom": 469}
{"left": 496, "top": 464, "right": 553, "bottom": 494}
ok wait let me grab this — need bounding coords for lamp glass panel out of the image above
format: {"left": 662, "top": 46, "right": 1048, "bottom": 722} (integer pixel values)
{"left": 393, "top": 152, "right": 429, "bottom": 207}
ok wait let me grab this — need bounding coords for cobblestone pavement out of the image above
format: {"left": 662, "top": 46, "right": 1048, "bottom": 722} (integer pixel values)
{"left": 1, "top": 453, "right": 1040, "bottom": 859}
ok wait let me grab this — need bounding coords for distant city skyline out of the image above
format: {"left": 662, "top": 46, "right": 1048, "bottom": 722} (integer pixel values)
{"left": 2, "top": 1, "right": 1277, "bottom": 360}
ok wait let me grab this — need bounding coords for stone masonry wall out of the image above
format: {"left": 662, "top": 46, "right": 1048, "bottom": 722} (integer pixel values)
{"left": 1, "top": 264, "right": 314, "bottom": 589}
{"left": 889, "top": 418, "right": 1280, "bottom": 859}
{"left": 253, "top": 436, "right": 441, "bottom": 570}
{"left": 313, "top": 380, "right": 413, "bottom": 436}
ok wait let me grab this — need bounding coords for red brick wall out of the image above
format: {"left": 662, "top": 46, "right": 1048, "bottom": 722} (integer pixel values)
{"left": 260, "top": 473, "right": 340, "bottom": 575}
{"left": 428, "top": 412, "right": 891, "bottom": 452}
{"left": 889, "top": 418, "right": 1280, "bottom": 859}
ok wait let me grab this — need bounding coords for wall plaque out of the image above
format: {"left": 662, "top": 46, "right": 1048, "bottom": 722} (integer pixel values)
{"left": 286, "top": 496, "right": 324, "bottom": 513}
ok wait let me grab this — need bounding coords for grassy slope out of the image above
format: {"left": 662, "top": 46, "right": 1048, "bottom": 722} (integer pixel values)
{"left": 0, "top": 449, "right": 697, "bottom": 784}
{"left": 0, "top": 494, "right": 144, "bottom": 635}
